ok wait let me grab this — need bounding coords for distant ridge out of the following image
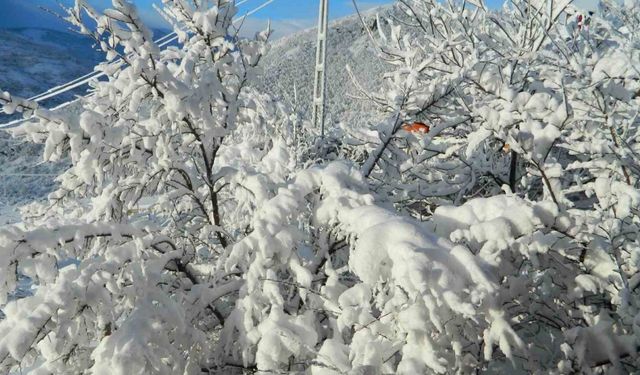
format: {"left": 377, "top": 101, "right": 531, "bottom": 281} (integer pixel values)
{"left": 0, "top": 0, "right": 69, "bottom": 31}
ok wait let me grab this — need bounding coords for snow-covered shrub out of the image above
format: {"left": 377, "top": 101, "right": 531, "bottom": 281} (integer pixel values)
{"left": 350, "top": 0, "right": 636, "bottom": 210}
{"left": 0, "top": 0, "right": 292, "bottom": 373}
{"left": 2, "top": 0, "right": 640, "bottom": 373}
{"left": 351, "top": 0, "right": 640, "bottom": 372}
{"left": 219, "top": 161, "right": 515, "bottom": 374}
{"left": 0, "top": 1, "right": 528, "bottom": 372}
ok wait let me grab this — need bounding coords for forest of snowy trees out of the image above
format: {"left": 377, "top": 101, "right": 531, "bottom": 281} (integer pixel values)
{"left": 1, "top": 0, "right": 640, "bottom": 373}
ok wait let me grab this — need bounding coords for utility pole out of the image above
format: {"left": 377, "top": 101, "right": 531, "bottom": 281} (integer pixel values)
{"left": 312, "top": 0, "right": 329, "bottom": 137}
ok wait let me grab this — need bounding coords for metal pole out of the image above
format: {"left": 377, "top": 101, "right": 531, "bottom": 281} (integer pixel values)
{"left": 312, "top": 0, "right": 329, "bottom": 138}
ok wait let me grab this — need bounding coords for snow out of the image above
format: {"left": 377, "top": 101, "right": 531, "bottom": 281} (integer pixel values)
{"left": 2, "top": 0, "right": 640, "bottom": 373}
{"left": 222, "top": 161, "right": 516, "bottom": 372}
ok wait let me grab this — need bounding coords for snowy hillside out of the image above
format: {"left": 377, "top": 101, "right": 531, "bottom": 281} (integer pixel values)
{"left": 0, "top": 28, "right": 103, "bottom": 113}
{"left": 257, "top": 6, "right": 390, "bottom": 128}
{"left": 0, "top": 28, "right": 102, "bottom": 220}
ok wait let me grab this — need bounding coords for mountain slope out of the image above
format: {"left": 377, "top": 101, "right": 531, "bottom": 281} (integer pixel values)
{"left": 0, "top": 27, "right": 103, "bottom": 220}
{"left": 0, "top": 0, "right": 68, "bottom": 31}
{"left": 256, "top": 6, "right": 392, "bottom": 130}
{"left": 0, "top": 28, "right": 103, "bottom": 104}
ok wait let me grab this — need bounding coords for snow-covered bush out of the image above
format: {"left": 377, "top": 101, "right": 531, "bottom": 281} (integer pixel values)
{"left": 350, "top": 0, "right": 636, "bottom": 209}
{"left": 350, "top": 0, "right": 640, "bottom": 372}
{"left": 0, "top": 0, "right": 291, "bottom": 372}
{"left": 1, "top": 0, "right": 640, "bottom": 373}
{"left": 219, "top": 161, "right": 515, "bottom": 374}
{"left": 0, "top": 1, "right": 526, "bottom": 373}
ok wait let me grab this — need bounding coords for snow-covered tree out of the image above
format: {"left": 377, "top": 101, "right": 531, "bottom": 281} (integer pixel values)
{"left": 1, "top": 0, "right": 640, "bottom": 374}
{"left": 0, "top": 0, "right": 292, "bottom": 372}
{"left": 348, "top": 0, "right": 640, "bottom": 372}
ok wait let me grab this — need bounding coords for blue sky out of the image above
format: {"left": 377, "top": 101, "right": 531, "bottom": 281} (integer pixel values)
{"left": 124, "top": 0, "right": 395, "bottom": 20}
{"left": 131, "top": 0, "right": 597, "bottom": 36}
{"left": 0, "top": 0, "right": 394, "bottom": 36}
{"left": 234, "top": 0, "right": 394, "bottom": 37}
{"left": 0, "top": 0, "right": 598, "bottom": 37}
{"left": 94, "top": 0, "right": 395, "bottom": 22}
{"left": 240, "top": 0, "right": 391, "bottom": 20}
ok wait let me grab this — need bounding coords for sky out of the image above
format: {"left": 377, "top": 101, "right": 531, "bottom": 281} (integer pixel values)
{"left": 0, "top": 0, "right": 395, "bottom": 38}
{"left": 89, "top": 0, "right": 397, "bottom": 29}
{"left": 236, "top": 0, "right": 395, "bottom": 37}
{"left": 0, "top": 0, "right": 600, "bottom": 38}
